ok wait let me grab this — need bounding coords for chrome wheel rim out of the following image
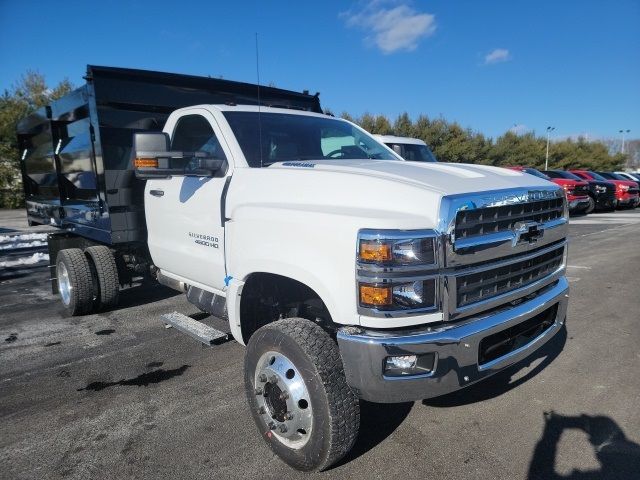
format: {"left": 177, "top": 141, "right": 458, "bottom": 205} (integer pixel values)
{"left": 57, "top": 262, "right": 72, "bottom": 306}
{"left": 254, "top": 351, "right": 313, "bottom": 449}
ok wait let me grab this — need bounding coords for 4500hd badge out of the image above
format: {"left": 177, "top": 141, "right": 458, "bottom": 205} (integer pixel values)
{"left": 188, "top": 232, "right": 219, "bottom": 248}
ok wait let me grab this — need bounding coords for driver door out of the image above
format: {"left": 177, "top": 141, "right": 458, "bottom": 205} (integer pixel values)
{"left": 145, "top": 109, "right": 232, "bottom": 292}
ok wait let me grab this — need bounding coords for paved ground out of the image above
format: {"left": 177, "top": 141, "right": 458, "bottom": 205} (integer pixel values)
{"left": 1, "top": 209, "right": 639, "bottom": 480}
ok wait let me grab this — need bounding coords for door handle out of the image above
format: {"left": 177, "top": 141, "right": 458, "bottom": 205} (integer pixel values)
{"left": 150, "top": 189, "right": 164, "bottom": 197}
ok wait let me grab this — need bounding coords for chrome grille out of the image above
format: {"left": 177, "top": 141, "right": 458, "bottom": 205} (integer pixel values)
{"left": 455, "top": 197, "right": 564, "bottom": 240}
{"left": 456, "top": 245, "right": 564, "bottom": 308}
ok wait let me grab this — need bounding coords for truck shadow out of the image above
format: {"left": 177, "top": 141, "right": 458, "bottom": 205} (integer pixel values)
{"left": 527, "top": 411, "right": 640, "bottom": 479}
{"left": 331, "top": 400, "right": 414, "bottom": 468}
{"left": 422, "top": 323, "right": 567, "bottom": 408}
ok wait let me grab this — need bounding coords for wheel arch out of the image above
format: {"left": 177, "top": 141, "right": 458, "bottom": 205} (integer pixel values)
{"left": 229, "top": 270, "right": 338, "bottom": 345}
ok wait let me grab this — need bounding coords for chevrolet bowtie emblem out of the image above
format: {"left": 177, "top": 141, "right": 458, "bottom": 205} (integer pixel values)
{"left": 513, "top": 221, "right": 544, "bottom": 246}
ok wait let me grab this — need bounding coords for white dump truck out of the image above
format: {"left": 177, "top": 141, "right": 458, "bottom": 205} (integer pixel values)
{"left": 19, "top": 66, "right": 569, "bottom": 471}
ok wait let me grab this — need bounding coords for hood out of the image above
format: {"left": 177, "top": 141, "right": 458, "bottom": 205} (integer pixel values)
{"left": 229, "top": 160, "right": 564, "bottom": 232}
{"left": 267, "top": 159, "right": 556, "bottom": 196}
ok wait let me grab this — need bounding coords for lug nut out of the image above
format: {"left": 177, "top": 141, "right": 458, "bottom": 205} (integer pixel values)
{"left": 258, "top": 373, "right": 267, "bottom": 383}
{"left": 258, "top": 406, "right": 266, "bottom": 414}
{"left": 279, "top": 391, "right": 289, "bottom": 400}
{"left": 285, "top": 412, "right": 294, "bottom": 420}
{"left": 279, "top": 424, "right": 288, "bottom": 433}
{"left": 254, "top": 387, "right": 263, "bottom": 395}
{"left": 268, "top": 421, "right": 276, "bottom": 430}
{"left": 269, "top": 375, "right": 278, "bottom": 384}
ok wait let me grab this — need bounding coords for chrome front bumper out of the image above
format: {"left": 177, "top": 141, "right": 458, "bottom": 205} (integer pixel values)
{"left": 568, "top": 198, "right": 590, "bottom": 211}
{"left": 617, "top": 197, "right": 637, "bottom": 207}
{"left": 337, "top": 276, "right": 569, "bottom": 403}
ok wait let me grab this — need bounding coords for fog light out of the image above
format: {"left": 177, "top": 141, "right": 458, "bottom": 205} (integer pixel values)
{"left": 384, "top": 353, "right": 435, "bottom": 377}
{"left": 387, "top": 355, "right": 417, "bottom": 370}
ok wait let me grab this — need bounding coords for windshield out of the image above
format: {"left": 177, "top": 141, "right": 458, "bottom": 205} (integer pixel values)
{"left": 223, "top": 112, "right": 397, "bottom": 167}
{"left": 597, "top": 172, "right": 625, "bottom": 181}
{"left": 523, "top": 168, "right": 550, "bottom": 179}
{"left": 543, "top": 170, "right": 583, "bottom": 181}
{"left": 586, "top": 171, "right": 607, "bottom": 181}
{"left": 389, "top": 143, "right": 437, "bottom": 162}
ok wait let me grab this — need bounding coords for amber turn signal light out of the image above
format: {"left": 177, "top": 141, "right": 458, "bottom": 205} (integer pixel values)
{"left": 359, "top": 284, "right": 392, "bottom": 307}
{"left": 134, "top": 158, "right": 158, "bottom": 168}
{"left": 359, "top": 240, "right": 392, "bottom": 262}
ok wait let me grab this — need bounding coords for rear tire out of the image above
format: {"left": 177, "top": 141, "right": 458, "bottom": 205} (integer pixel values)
{"left": 56, "top": 248, "right": 95, "bottom": 316}
{"left": 244, "top": 318, "right": 360, "bottom": 471}
{"left": 85, "top": 246, "right": 120, "bottom": 310}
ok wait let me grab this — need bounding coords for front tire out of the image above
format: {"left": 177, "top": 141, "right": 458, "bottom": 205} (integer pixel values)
{"left": 585, "top": 195, "right": 595, "bottom": 214}
{"left": 56, "top": 248, "right": 95, "bottom": 316}
{"left": 244, "top": 318, "right": 360, "bottom": 471}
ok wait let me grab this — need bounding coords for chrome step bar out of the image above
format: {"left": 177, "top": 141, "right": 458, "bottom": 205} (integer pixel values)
{"left": 161, "top": 311, "right": 229, "bottom": 346}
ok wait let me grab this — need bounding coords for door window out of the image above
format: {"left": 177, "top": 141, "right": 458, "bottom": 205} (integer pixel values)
{"left": 171, "top": 115, "right": 227, "bottom": 160}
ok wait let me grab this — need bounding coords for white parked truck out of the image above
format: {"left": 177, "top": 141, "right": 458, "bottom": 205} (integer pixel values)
{"left": 373, "top": 134, "right": 438, "bottom": 162}
{"left": 19, "top": 66, "right": 569, "bottom": 471}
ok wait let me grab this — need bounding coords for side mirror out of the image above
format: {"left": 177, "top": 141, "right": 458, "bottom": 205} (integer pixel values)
{"left": 132, "top": 132, "right": 225, "bottom": 179}
{"left": 184, "top": 157, "right": 226, "bottom": 177}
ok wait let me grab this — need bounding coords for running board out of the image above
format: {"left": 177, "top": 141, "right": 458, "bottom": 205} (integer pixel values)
{"left": 161, "top": 311, "right": 229, "bottom": 346}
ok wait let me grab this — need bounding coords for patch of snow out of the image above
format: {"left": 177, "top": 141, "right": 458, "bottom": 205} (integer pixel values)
{"left": 0, "top": 233, "right": 48, "bottom": 244}
{"left": 0, "top": 252, "right": 49, "bottom": 268}
{"left": 0, "top": 240, "right": 47, "bottom": 250}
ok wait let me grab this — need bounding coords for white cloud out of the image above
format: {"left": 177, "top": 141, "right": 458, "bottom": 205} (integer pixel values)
{"left": 484, "top": 48, "right": 511, "bottom": 65}
{"left": 342, "top": 3, "right": 436, "bottom": 54}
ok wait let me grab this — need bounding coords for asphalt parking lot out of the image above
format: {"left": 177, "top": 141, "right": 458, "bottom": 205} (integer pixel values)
{"left": 1, "top": 209, "right": 639, "bottom": 480}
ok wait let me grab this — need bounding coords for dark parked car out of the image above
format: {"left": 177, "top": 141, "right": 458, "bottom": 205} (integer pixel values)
{"left": 596, "top": 172, "right": 640, "bottom": 208}
{"left": 570, "top": 170, "right": 639, "bottom": 209}
{"left": 506, "top": 166, "right": 590, "bottom": 214}
{"left": 542, "top": 170, "right": 615, "bottom": 213}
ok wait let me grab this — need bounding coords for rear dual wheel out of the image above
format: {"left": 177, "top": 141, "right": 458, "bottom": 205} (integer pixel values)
{"left": 85, "top": 246, "right": 119, "bottom": 310}
{"left": 244, "top": 318, "right": 360, "bottom": 472}
{"left": 56, "top": 246, "right": 119, "bottom": 315}
{"left": 56, "top": 249, "right": 94, "bottom": 316}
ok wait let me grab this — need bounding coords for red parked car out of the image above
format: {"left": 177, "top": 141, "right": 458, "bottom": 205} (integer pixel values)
{"left": 506, "top": 166, "right": 590, "bottom": 214}
{"left": 570, "top": 170, "right": 639, "bottom": 209}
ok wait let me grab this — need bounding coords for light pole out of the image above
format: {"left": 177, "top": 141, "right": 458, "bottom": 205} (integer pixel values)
{"left": 619, "top": 129, "right": 630, "bottom": 154}
{"left": 545, "top": 126, "right": 555, "bottom": 170}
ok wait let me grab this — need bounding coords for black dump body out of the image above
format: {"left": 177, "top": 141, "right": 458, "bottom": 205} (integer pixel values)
{"left": 17, "top": 65, "right": 322, "bottom": 245}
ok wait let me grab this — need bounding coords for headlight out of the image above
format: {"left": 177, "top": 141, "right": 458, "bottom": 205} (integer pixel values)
{"left": 356, "top": 229, "right": 440, "bottom": 315}
{"left": 358, "top": 230, "right": 437, "bottom": 266}
{"left": 359, "top": 279, "right": 437, "bottom": 310}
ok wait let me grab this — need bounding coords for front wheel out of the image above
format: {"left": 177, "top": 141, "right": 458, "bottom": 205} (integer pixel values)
{"left": 244, "top": 318, "right": 360, "bottom": 471}
{"left": 585, "top": 195, "right": 596, "bottom": 214}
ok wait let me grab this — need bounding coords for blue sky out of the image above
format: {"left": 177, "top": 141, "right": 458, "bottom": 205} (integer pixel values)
{"left": 1, "top": 0, "right": 638, "bottom": 140}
